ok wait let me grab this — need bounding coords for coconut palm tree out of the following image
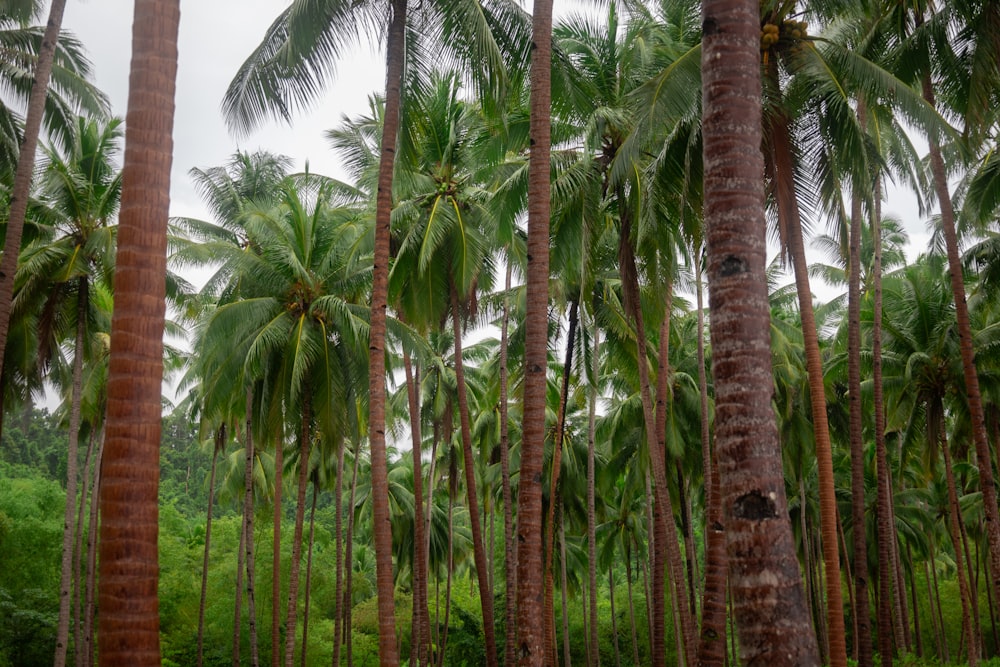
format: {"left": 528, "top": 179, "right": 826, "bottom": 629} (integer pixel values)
{"left": 700, "top": 0, "right": 818, "bottom": 663}
{"left": 98, "top": 1, "right": 179, "bottom": 664}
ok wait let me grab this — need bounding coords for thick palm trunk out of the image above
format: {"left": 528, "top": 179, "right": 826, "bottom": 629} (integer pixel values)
{"left": 587, "top": 322, "right": 600, "bottom": 667}
{"left": 54, "top": 282, "right": 88, "bottom": 667}
{"left": 516, "top": 0, "right": 553, "bottom": 653}
{"left": 300, "top": 481, "right": 319, "bottom": 666}
{"left": 544, "top": 299, "right": 578, "bottom": 665}
{"left": 450, "top": 284, "right": 499, "bottom": 667}
{"left": 245, "top": 390, "right": 260, "bottom": 667}
{"left": 367, "top": 0, "right": 407, "bottom": 660}
{"left": 98, "top": 2, "right": 179, "bottom": 663}
{"left": 499, "top": 261, "right": 517, "bottom": 667}
{"left": 700, "top": 1, "right": 819, "bottom": 663}
{"left": 404, "top": 353, "right": 431, "bottom": 666}
{"left": 199, "top": 427, "right": 225, "bottom": 667}
{"left": 848, "top": 184, "right": 873, "bottom": 667}
{"left": 768, "top": 105, "right": 847, "bottom": 667}
{"left": 922, "top": 75, "right": 1000, "bottom": 614}
{"left": 284, "top": 404, "right": 314, "bottom": 665}
{"left": 0, "top": 0, "right": 67, "bottom": 380}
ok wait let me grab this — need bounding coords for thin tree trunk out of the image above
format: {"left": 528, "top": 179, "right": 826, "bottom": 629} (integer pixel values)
{"left": 610, "top": 567, "right": 620, "bottom": 667}
{"left": 677, "top": 464, "right": 698, "bottom": 616}
{"left": 587, "top": 322, "right": 600, "bottom": 667}
{"left": 450, "top": 284, "right": 499, "bottom": 666}
{"left": 54, "top": 282, "right": 88, "bottom": 667}
{"left": 924, "top": 556, "right": 942, "bottom": 661}
{"left": 83, "top": 434, "right": 104, "bottom": 667}
{"left": 367, "top": 0, "right": 408, "bottom": 660}
{"left": 332, "top": 443, "right": 346, "bottom": 667}
{"left": 625, "top": 539, "right": 640, "bottom": 667}
{"left": 235, "top": 511, "right": 247, "bottom": 667}
{"left": 300, "top": 481, "right": 319, "bottom": 666}
{"left": 73, "top": 429, "right": 98, "bottom": 667}
{"left": 701, "top": 1, "right": 819, "bottom": 661}
{"left": 272, "top": 429, "right": 284, "bottom": 666}
{"left": 282, "top": 404, "right": 314, "bottom": 666}
{"left": 887, "top": 482, "right": 909, "bottom": 652}
{"left": 343, "top": 444, "right": 360, "bottom": 667}
{"left": 0, "top": 0, "right": 68, "bottom": 382}
{"left": 199, "top": 427, "right": 225, "bottom": 667}
{"left": 245, "top": 390, "right": 260, "bottom": 667}
{"left": 499, "top": 259, "right": 517, "bottom": 667}
{"left": 905, "top": 543, "right": 923, "bottom": 658}
{"left": 931, "top": 536, "right": 949, "bottom": 663}
{"left": 559, "top": 515, "right": 571, "bottom": 667}
{"left": 404, "top": 352, "right": 430, "bottom": 666}
{"left": 438, "top": 458, "right": 457, "bottom": 667}
{"left": 545, "top": 299, "right": 578, "bottom": 665}
{"left": 517, "top": 0, "right": 554, "bottom": 650}
{"left": 98, "top": 3, "right": 179, "bottom": 662}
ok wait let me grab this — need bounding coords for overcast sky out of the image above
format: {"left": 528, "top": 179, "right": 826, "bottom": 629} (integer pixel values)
{"left": 63, "top": 1, "right": 387, "bottom": 223}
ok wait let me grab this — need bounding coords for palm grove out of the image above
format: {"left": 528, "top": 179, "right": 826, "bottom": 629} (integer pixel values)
{"left": 1, "top": 0, "right": 999, "bottom": 665}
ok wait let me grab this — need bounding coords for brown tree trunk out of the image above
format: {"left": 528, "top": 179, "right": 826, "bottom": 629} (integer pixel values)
{"left": 544, "top": 299, "right": 578, "bottom": 665}
{"left": 700, "top": 1, "right": 819, "bottom": 662}
{"left": 245, "top": 390, "right": 260, "bottom": 667}
{"left": 0, "top": 0, "right": 67, "bottom": 381}
{"left": 272, "top": 426, "right": 284, "bottom": 666}
{"left": 74, "top": 430, "right": 98, "bottom": 667}
{"left": 768, "top": 98, "right": 847, "bottom": 667}
{"left": 404, "top": 352, "right": 431, "bottom": 666}
{"left": 284, "top": 404, "right": 314, "bottom": 665}
{"left": 516, "top": 0, "right": 553, "bottom": 652}
{"left": 97, "top": 3, "right": 178, "bottom": 663}
{"left": 558, "top": 515, "right": 571, "bottom": 667}
{"left": 438, "top": 453, "right": 458, "bottom": 667}
{"left": 367, "top": 0, "right": 407, "bottom": 660}
{"left": 587, "top": 320, "right": 600, "bottom": 667}
{"left": 83, "top": 434, "right": 104, "bottom": 667}
{"left": 341, "top": 444, "right": 361, "bottom": 667}
{"left": 198, "top": 427, "right": 224, "bottom": 667}
{"left": 625, "top": 539, "right": 640, "bottom": 667}
{"left": 499, "top": 260, "right": 518, "bottom": 667}
{"left": 300, "top": 481, "right": 319, "bottom": 666}
{"left": 847, "top": 127, "right": 874, "bottom": 667}
{"left": 609, "top": 567, "right": 620, "bottom": 667}
{"left": 332, "top": 442, "right": 346, "bottom": 667}
{"left": 235, "top": 511, "right": 247, "bottom": 667}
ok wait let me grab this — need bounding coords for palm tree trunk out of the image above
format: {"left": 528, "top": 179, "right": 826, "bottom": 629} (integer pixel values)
{"left": 558, "top": 515, "right": 571, "bottom": 667}
{"left": 0, "top": 0, "right": 67, "bottom": 381}
{"left": 438, "top": 455, "right": 457, "bottom": 667}
{"left": 587, "top": 321, "right": 600, "bottom": 667}
{"left": 332, "top": 443, "right": 346, "bottom": 667}
{"left": 610, "top": 567, "right": 620, "bottom": 667}
{"left": 848, "top": 174, "right": 873, "bottom": 667}
{"left": 450, "top": 284, "right": 499, "bottom": 666}
{"left": 54, "top": 281, "right": 88, "bottom": 667}
{"left": 544, "top": 298, "right": 578, "bottom": 664}
{"left": 922, "top": 72, "right": 1000, "bottom": 620}
{"left": 499, "top": 260, "right": 517, "bottom": 667}
{"left": 517, "top": 0, "right": 554, "bottom": 651}
{"left": 83, "top": 433, "right": 104, "bottom": 667}
{"left": 367, "top": 0, "right": 407, "bottom": 660}
{"left": 98, "top": 3, "right": 179, "bottom": 663}
{"left": 199, "top": 427, "right": 225, "bottom": 667}
{"left": 272, "top": 428, "right": 284, "bottom": 666}
{"left": 887, "top": 482, "right": 909, "bottom": 652}
{"left": 924, "top": 556, "right": 942, "bottom": 660}
{"left": 284, "top": 403, "right": 314, "bottom": 665}
{"left": 300, "top": 481, "right": 319, "bottom": 666}
{"left": 625, "top": 539, "right": 640, "bottom": 667}
{"left": 677, "top": 465, "right": 698, "bottom": 615}
{"left": 700, "top": 1, "right": 819, "bottom": 662}
{"left": 245, "top": 390, "right": 260, "bottom": 667}
{"left": 905, "top": 543, "right": 923, "bottom": 658}
{"left": 404, "top": 352, "right": 431, "bottom": 666}
{"left": 74, "top": 429, "right": 98, "bottom": 667}
{"left": 342, "top": 444, "right": 360, "bottom": 667}
{"left": 235, "top": 511, "right": 247, "bottom": 667}
{"left": 768, "top": 100, "right": 846, "bottom": 667}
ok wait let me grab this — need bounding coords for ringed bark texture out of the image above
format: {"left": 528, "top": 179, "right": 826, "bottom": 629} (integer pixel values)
{"left": 516, "top": 0, "right": 553, "bottom": 659}
{"left": 97, "top": 1, "right": 180, "bottom": 664}
{"left": 700, "top": 1, "right": 819, "bottom": 664}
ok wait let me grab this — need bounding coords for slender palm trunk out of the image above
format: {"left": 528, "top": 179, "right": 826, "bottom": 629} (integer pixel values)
{"left": 199, "top": 428, "right": 225, "bottom": 667}
{"left": 368, "top": 0, "right": 407, "bottom": 660}
{"left": 332, "top": 443, "right": 346, "bottom": 667}
{"left": 768, "top": 102, "right": 847, "bottom": 667}
{"left": 499, "top": 261, "right": 517, "bottom": 667}
{"left": 701, "top": 1, "right": 819, "bottom": 662}
{"left": 438, "top": 455, "right": 458, "bottom": 667}
{"left": 300, "top": 481, "right": 319, "bottom": 666}
{"left": 98, "top": 3, "right": 179, "bottom": 663}
{"left": 0, "top": 0, "right": 67, "bottom": 379}
{"left": 245, "top": 390, "right": 260, "bottom": 667}
{"left": 342, "top": 445, "right": 361, "bottom": 667}
{"left": 558, "top": 516, "right": 571, "bottom": 667}
{"left": 235, "top": 512, "right": 247, "bottom": 667}
{"left": 83, "top": 434, "right": 104, "bottom": 667}
{"left": 54, "top": 282, "right": 88, "bottom": 667}
{"left": 587, "top": 322, "right": 600, "bottom": 667}
{"left": 73, "top": 429, "right": 98, "bottom": 667}
{"left": 517, "top": 0, "right": 554, "bottom": 652}
{"left": 404, "top": 352, "right": 430, "bottom": 666}
{"left": 848, "top": 182, "right": 873, "bottom": 667}
{"left": 625, "top": 540, "right": 640, "bottom": 667}
{"left": 272, "top": 429, "right": 284, "bottom": 666}
{"left": 284, "top": 404, "right": 314, "bottom": 665}
{"left": 609, "top": 567, "right": 620, "bottom": 667}
{"left": 450, "top": 284, "right": 499, "bottom": 666}
{"left": 545, "top": 299, "right": 578, "bottom": 664}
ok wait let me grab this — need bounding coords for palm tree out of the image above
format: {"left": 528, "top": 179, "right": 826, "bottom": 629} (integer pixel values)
{"left": 97, "top": 1, "right": 180, "bottom": 664}
{"left": 700, "top": 0, "right": 818, "bottom": 663}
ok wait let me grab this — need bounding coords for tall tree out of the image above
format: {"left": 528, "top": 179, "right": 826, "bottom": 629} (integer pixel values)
{"left": 700, "top": 0, "right": 819, "bottom": 663}
{"left": 97, "top": 1, "right": 180, "bottom": 664}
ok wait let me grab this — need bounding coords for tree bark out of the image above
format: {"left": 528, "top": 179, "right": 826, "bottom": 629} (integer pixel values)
{"left": 74, "top": 430, "right": 98, "bottom": 667}
{"left": 97, "top": 3, "right": 178, "bottom": 662}
{"left": 0, "top": 0, "right": 67, "bottom": 382}
{"left": 235, "top": 509, "right": 246, "bottom": 667}
{"left": 332, "top": 443, "right": 346, "bottom": 667}
{"left": 499, "top": 260, "right": 517, "bottom": 667}
{"left": 245, "top": 390, "right": 260, "bottom": 667}
{"left": 271, "top": 421, "right": 284, "bottom": 666}
{"left": 587, "top": 321, "right": 600, "bottom": 667}
{"left": 199, "top": 426, "right": 225, "bottom": 667}
{"left": 283, "top": 404, "right": 314, "bottom": 665}
{"left": 83, "top": 434, "right": 104, "bottom": 667}
{"left": 700, "top": 1, "right": 819, "bottom": 663}
{"left": 300, "top": 480, "right": 319, "bottom": 666}
{"left": 404, "top": 352, "right": 431, "bottom": 666}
